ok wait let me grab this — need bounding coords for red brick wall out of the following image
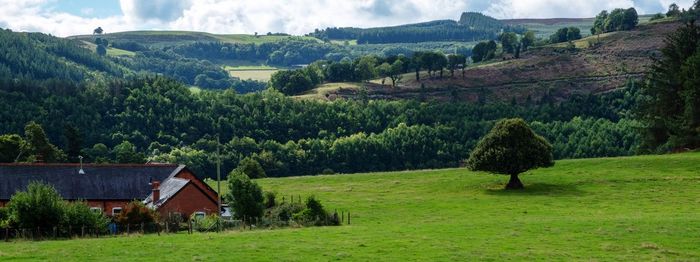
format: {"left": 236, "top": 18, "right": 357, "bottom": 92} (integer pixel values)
{"left": 0, "top": 200, "right": 5, "bottom": 207}
{"left": 86, "top": 200, "right": 131, "bottom": 216}
{"left": 157, "top": 183, "right": 218, "bottom": 218}
{"left": 175, "top": 169, "right": 219, "bottom": 202}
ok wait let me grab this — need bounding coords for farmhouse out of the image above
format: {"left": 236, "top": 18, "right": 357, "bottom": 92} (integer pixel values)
{"left": 0, "top": 163, "right": 219, "bottom": 218}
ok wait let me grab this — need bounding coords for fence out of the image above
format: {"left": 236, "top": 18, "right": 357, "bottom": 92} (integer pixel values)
{"left": 2, "top": 211, "right": 352, "bottom": 242}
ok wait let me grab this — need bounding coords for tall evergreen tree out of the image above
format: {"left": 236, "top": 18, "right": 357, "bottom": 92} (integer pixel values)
{"left": 638, "top": 20, "right": 700, "bottom": 151}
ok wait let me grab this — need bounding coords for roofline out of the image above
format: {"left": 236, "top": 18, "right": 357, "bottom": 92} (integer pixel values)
{"left": 0, "top": 163, "right": 180, "bottom": 167}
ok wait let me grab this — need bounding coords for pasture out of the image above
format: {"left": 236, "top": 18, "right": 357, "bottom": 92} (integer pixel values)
{"left": 2, "top": 153, "right": 699, "bottom": 261}
{"left": 225, "top": 65, "right": 280, "bottom": 82}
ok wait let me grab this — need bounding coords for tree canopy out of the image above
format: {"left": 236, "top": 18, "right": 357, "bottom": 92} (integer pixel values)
{"left": 467, "top": 118, "right": 554, "bottom": 189}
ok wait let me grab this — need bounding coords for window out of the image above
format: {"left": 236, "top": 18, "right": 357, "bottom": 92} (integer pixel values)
{"left": 90, "top": 207, "right": 103, "bottom": 213}
{"left": 194, "top": 211, "right": 206, "bottom": 220}
{"left": 112, "top": 207, "right": 123, "bottom": 216}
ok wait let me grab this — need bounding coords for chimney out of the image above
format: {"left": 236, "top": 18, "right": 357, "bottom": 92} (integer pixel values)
{"left": 151, "top": 181, "right": 160, "bottom": 203}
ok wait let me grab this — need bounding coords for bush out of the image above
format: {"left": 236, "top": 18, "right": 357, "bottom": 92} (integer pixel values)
{"left": 268, "top": 202, "right": 304, "bottom": 222}
{"left": 0, "top": 207, "right": 8, "bottom": 228}
{"left": 321, "top": 168, "right": 335, "bottom": 175}
{"left": 191, "top": 214, "right": 220, "bottom": 232}
{"left": 7, "top": 181, "right": 65, "bottom": 228}
{"left": 163, "top": 212, "right": 184, "bottom": 232}
{"left": 293, "top": 196, "right": 339, "bottom": 226}
{"left": 115, "top": 200, "right": 157, "bottom": 226}
{"left": 264, "top": 191, "right": 277, "bottom": 209}
{"left": 62, "top": 201, "right": 109, "bottom": 231}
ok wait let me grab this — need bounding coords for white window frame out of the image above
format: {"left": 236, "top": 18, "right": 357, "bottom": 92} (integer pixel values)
{"left": 90, "top": 207, "right": 103, "bottom": 213}
{"left": 194, "top": 211, "right": 206, "bottom": 220}
{"left": 112, "top": 207, "right": 123, "bottom": 215}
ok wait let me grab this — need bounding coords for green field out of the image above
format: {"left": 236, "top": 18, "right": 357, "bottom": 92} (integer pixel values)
{"left": 224, "top": 65, "right": 280, "bottom": 82}
{"left": 2, "top": 153, "right": 700, "bottom": 261}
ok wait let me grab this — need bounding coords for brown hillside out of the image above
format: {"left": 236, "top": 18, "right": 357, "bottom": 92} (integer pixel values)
{"left": 313, "top": 21, "right": 680, "bottom": 103}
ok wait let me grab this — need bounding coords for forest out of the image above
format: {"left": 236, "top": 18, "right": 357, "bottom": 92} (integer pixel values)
{"left": 0, "top": 74, "right": 640, "bottom": 178}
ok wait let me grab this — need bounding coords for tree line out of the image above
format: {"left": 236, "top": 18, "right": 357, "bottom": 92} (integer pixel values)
{"left": 0, "top": 75, "right": 641, "bottom": 178}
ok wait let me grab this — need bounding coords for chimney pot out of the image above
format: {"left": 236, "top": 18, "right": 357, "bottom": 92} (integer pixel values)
{"left": 152, "top": 181, "right": 161, "bottom": 203}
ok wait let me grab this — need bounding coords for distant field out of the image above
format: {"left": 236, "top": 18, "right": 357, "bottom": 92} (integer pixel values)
{"left": 224, "top": 65, "right": 280, "bottom": 82}
{"left": 3, "top": 153, "right": 699, "bottom": 260}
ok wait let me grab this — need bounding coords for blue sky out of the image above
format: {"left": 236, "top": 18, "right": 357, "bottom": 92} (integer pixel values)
{"left": 0, "top": 0, "right": 694, "bottom": 37}
{"left": 47, "top": 0, "right": 122, "bottom": 18}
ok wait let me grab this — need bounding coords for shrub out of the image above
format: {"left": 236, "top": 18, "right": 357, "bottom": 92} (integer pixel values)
{"left": 321, "top": 168, "right": 335, "bottom": 175}
{"left": 0, "top": 207, "right": 8, "bottom": 228}
{"left": 264, "top": 191, "right": 277, "bottom": 209}
{"left": 163, "top": 212, "right": 184, "bottom": 232}
{"left": 62, "top": 201, "right": 109, "bottom": 231}
{"left": 268, "top": 202, "right": 304, "bottom": 222}
{"left": 192, "top": 214, "right": 220, "bottom": 232}
{"left": 7, "top": 181, "right": 65, "bottom": 228}
{"left": 115, "top": 200, "right": 157, "bottom": 226}
{"left": 293, "top": 196, "right": 333, "bottom": 225}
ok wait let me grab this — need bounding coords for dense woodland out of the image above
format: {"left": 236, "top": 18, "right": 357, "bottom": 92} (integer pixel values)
{"left": 0, "top": 74, "right": 640, "bottom": 178}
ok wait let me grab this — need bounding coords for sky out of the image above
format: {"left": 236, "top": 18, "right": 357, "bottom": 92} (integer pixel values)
{"left": 0, "top": 0, "right": 695, "bottom": 37}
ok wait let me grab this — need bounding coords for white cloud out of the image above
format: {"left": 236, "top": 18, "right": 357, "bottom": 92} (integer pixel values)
{"left": 0, "top": 0, "right": 694, "bottom": 37}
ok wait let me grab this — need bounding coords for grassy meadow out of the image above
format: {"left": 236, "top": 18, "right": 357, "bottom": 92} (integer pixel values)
{"left": 2, "top": 153, "right": 700, "bottom": 261}
{"left": 225, "top": 65, "right": 280, "bottom": 82}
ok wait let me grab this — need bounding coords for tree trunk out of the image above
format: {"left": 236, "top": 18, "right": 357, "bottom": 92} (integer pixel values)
{"left": 506, "top": 174, "right": 524, "bottom": 190}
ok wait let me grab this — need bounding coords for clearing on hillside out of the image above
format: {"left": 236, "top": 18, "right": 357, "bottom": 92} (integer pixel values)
{"left": 3, "top": 153, "right": 699, "bottom": 261}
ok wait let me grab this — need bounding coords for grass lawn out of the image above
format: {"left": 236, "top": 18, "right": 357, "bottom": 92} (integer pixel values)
{"left": 225, "top": 65, "right": 280, "bottom": 82}
{"left": 2, "top": 153, "right": 700, "bottom": 261}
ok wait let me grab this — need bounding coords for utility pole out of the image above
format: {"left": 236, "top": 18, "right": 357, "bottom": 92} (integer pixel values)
{"left": 217, "top": 134, "right": 222, "bottom": 232}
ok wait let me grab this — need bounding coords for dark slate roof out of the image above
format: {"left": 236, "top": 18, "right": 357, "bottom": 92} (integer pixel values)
{"left": 143, "top": 177, "right": 189, "bottom": 208}
{"left": 0, "top": 164, "right": 185, "bottom": 200}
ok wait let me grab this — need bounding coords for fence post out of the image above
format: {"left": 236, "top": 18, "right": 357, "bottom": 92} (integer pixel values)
{"left": 81, "top": 226, "right": 85, "bottom": 238}
{"left": 127, "top": 224, "right": 130, "bottom": 235}
{"left": 141, "top": 223, "right": 144, "bottom": 234}
{"left": 347, "top": 212, "right": 350, "bottom": 225}
{"left": 165, "top": 222, "right": 169, "bottom": 234}
{"left": 96, "top": 227, "right": 99, "bottom": 238}
{"left": 68, "top": 225, "right": 72, "bottom": 238}
{"left": 341, "top": 211, "right": 344, "bottom": 224}
{"left": 157, "top": 223, "right": 160, "bottom": 236}
{"left": 4, "top": 228, "right": 8, "bottom": 242}
{"left": 37, "top": 226, "right": 41, "bottom": 240}
{"left": 53, "top": 227, "right": 57, "bottom": 239}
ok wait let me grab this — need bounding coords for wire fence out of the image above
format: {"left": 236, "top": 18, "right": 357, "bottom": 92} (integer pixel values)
{"left": 2, "top": 211, "right": 352, "bottom": 242}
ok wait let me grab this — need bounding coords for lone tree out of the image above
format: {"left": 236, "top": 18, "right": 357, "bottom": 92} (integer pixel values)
{"left": 467, "top": 118, "right": 554, "bottom": 190}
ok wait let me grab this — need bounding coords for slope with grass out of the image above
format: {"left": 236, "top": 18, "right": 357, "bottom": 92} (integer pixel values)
{"left": 2, "top": 153, "right": 699, "bottom": 261}
{"left": 311, "top": 20, "right": 680, "bottom": 102}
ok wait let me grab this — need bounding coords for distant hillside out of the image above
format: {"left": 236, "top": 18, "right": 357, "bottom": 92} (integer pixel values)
{"left": 302, "top": 20, "right": 680, "bottom": 103}
{"left": 310, "top": 13, "right": 520, "bottom": 44}
{"left": 70, "top": 31, "right": 319, "bottom": 48}
{"left": 0, "top": 28, "right": 126, "bottom": 82}
{"left": 0, "top": 28, "right": 262, "bottom": 91}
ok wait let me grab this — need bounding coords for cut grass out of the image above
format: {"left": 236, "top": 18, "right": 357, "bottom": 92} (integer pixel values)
{"left": 224, "top": 65, "right": 281, "bottom": 82}
{"left": 2, "top": 153, "right": 700, "bottom": 261}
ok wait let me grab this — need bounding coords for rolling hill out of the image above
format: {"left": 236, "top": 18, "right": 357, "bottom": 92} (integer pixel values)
{"left": 302, "top": 19, "right": 679, "bottom": 103}
{"left": 2, "top": 152, "right": 699, "bottom": 260}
